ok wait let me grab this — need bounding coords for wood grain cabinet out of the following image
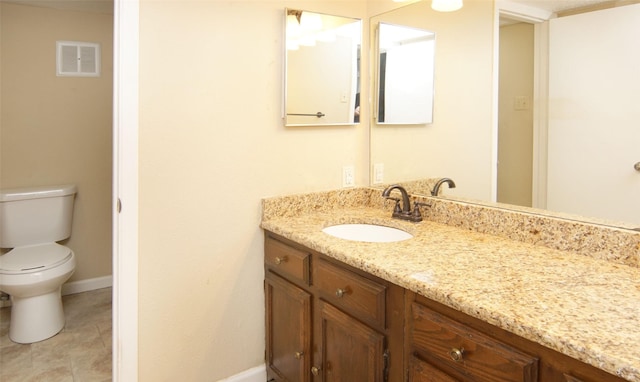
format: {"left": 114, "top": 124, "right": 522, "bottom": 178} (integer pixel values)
{"left": 406, "top": 294, "right": 627, "bottom": 382}
{"left": 264, "top": 232, "right": 404, "bottom": 382}
{"left": 265, "top": 230, "right": 627, "bottom": 382}
{"left": 408, "top": 300, "right": 538, "bottom": 382}
{"left": 265, "top": 273, "right": 311, "bottom": 382}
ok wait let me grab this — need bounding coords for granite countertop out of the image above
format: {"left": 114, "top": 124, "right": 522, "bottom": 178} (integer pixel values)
{"left": 261, "top": 204, "right": 640, "bottom": 381}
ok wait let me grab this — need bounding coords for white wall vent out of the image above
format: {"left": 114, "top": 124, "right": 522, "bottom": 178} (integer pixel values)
{"left": 56, "top": 41, "right": 101, "bottom": 77}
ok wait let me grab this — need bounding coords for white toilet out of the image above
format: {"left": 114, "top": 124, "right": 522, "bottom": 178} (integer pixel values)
{"left": 0, "top": 184, "right": 77, "bottom": 344}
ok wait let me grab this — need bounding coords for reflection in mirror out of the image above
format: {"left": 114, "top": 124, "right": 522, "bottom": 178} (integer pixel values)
{"left": 376, "top": 23, "right": 435, "bottom": 124}
{"left": 284, "top": 9, "right": 361, "bottom": 126}
{"left": 369, "top": 1, "right": 640, "bottom": 230}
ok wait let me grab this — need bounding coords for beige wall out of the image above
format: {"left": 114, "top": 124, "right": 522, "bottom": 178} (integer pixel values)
{"left": 0, "top": 3, "right": 113, "bottom": 282}
{"left": 1, "top": 0, "right": 498, "bottom": 379}
{"left": 137, "top": 1, "right": 368, "bottom": 380}
{"left": 497, "top": 22, "right": 534, "bottom": 207}
{"left": 370, "top": 0, "right": 496, "bottom": 201}
{"left": 136, "top": 0, "right": 498, "bottom": 379}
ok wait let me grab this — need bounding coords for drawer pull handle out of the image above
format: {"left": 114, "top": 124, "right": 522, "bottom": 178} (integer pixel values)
{"left": 449, "top": 347, "right": 464, "bottom": 362}
{"left": 311, "top": 366, "right": 321, "bottom": 376}
{"left": 295, "top": 351, "right": 303, "bottom": 360}
{"left": 335, "top": 288, "right": 348, "bottom": 298}
{"left": 274, "top": 256, "right": 287, "bottom": 265}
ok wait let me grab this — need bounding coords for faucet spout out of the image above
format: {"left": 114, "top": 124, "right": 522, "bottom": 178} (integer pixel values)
{"left": 382, "top": 184, "right": 411, "bottom": 213}
{"left": 382, "top": 184, "right": 422, "bottom": 222}
{"left": 431, "top": 178, "right": 456, "bottom": 196}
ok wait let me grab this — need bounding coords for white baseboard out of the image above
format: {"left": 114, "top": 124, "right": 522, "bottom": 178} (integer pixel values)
{"left": 218, "top": 365, "right": 266, "bottom": 382}
{"left": 62, "top": 275, "right": 113, "bottom": 295}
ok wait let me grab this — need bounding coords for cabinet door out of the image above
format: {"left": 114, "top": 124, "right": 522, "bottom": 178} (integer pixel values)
{"left": 265, "top": 272, "right": 312, "bottom": 382}
{"left": 318, "top": 301, "right": 385, "bottom": 382}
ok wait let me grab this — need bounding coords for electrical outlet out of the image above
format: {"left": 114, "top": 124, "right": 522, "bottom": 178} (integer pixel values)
{"left": 373, "top": 163, "right": 384, "bottom": 184}
{"left": 342, "top": 166, "right": 355, "bottom": 188}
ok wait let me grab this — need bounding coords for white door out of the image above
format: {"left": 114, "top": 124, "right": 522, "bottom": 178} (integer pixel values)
{"left": 547, "top": 4, "right": 640, "bottom": 226}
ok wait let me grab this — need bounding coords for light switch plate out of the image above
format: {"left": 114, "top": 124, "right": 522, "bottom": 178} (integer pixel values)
{"left": 343, "top": 166, "right": 355, "bottom": 188}
{"left": 373, "top": 163, "right": 384, "bottom": 184}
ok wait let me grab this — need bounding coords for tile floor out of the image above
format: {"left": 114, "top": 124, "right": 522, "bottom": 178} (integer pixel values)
{"left": 0, "top": 287, "right": 112, "bottom": 382}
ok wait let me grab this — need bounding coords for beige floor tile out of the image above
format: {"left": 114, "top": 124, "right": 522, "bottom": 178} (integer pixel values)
{"left": 70, "top": 350, "right": 111, "bottom": 382}
{"left": 0, "top": 288, "right": 112, "bottom": 382}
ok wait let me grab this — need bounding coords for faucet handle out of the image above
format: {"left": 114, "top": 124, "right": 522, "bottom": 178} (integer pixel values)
{"left": 412, "top": 201, "right": 432, "bottom": 219}
{"left": 384, "top": 196, "right": 402, "bottom": 212}
{"left": 415, "top": 201, "right": 432, "bottom": 208}
{"left": 391, "top": 199, "right": 402, "bottom": 214}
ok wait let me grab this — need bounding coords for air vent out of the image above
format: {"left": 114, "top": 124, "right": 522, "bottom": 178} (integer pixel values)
{"left": 56, "top": 41, "right": 101, "bottom": 77}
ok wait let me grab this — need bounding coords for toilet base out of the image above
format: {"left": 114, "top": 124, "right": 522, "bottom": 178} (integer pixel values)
{"left": 9, "top": 287, "right": 66, "bottom": 344}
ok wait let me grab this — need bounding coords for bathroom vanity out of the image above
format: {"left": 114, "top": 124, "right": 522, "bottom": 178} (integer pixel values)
{"left": 262, "top": 188, "right": 640, "bottom": 382}
{"left": 265, "top": 232, "right": 404, "bottom": 381}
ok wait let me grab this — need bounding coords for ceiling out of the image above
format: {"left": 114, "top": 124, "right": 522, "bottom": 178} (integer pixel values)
{"left": 509, "top": 0, "right": 616, "bottom": 12}
{"left": 2, "top": 0, "right": 622, "bottom": 15}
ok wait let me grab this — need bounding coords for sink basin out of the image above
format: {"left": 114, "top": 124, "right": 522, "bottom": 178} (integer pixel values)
{"left": 322, "top": 224, "right": 413, "bottom": 243}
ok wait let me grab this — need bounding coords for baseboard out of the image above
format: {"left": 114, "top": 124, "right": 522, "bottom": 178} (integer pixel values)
{"left": 62, "top": 275, "right": 113, "bottom": 295}
{"left": 218, "top": 365, "right": 266, "bottom": 382}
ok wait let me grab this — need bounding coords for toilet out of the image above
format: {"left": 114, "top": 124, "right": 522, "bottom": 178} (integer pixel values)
{"left": 0, "top": 184, "right": 77, "bottom": 344}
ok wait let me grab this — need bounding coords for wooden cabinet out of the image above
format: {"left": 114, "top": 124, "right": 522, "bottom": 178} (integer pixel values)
{"left": 406, "top": 294, "right": 627, "bottom": 382}
{"left": 265, "top": 230, "right": 627, "bottom": 382}
{"left": 314, "top": 258, "right": 386, "bottom": 329}
{"left": 265, "top": 272, "right": 312, "bottom": 382}
{"left": 318, "top": 300, "right": 385, "bottom": 381}
{"left": 408, "top": 301, "right": 538, "bottom": 382}
{"left": 265, "top": 232, "right": 404, "bottom": 382}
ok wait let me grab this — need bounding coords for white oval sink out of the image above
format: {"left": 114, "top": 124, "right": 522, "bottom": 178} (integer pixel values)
{"left": 322, "top": 224, "right": 413, "bottom": 243}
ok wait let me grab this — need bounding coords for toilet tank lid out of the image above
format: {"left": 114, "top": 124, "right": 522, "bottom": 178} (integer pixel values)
{"left": 0, "top": 184, "right": 77, "bottom": 202}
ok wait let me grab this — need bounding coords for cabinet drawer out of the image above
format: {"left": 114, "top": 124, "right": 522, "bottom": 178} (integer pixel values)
{"left": 410, "top": 302, "right": 538, "bottom": 382}
{"left": 314, "top": 258, "right": 386, "bottom": 328}
{"left": 265, "top": 237, "right": 310, "bottom": 285}
{"left": 409, "top": 355, "right": 458, "bottom": 382}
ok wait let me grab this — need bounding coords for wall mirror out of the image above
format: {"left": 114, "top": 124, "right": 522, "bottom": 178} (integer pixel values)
{"left": 284, "top": 9, "right": 362, "bottom": 126}
{"left": 375, "top": 22, "right": 435, "bottom": 125}
{"left": 369, "top": 1, "right": 640, "bottom": 230}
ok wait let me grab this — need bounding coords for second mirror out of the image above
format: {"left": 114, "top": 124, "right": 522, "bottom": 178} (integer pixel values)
{"left": 376, "top": 22, "right": 435, "bottom": 125}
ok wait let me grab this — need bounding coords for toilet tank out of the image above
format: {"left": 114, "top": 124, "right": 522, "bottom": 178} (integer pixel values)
{"left": 0, "top": 184, "right": 77, "bottom": 248}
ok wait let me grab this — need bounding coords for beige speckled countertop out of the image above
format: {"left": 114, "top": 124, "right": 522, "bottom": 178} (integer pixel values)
{"left": 261, "top": 188, "right": 640, "bottom": 381}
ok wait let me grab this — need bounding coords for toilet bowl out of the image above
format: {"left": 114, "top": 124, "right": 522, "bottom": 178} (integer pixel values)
{"left": 0, "top": 185, "right": 78, "bottom": 344}
{"left": 0, "top": 244, "right": 76, "bottom": 343}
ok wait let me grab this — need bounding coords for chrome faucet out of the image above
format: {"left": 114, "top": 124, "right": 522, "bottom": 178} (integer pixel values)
{"left": 382, "top": 184, "right": 424, "bottom": 222}
{"left": 431, "top": 178, "right": 456, "bottom": 196}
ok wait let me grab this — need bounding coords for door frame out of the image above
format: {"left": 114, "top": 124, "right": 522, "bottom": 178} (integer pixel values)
{"left": 112, "top": 0, "right": 139, "bottom": 380}
{"left": 494, "top": 0, "right": 552, "bottom": 208}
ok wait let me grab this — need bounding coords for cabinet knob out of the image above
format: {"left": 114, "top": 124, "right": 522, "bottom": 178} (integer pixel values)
{"left": 335, "top": 288, "right": 348, "bottom": 298}
{"left": 311, "top": 366, "right": 321, "bottom": 376}
{"left": 635, "top": 162, "right": 640, "bottom": 172}
{"left": 274, "top": 256, "right": 287, "bottom": 265}
{"left": 449, "top": 347, "right": 464, "bottom": 362}
{"left": 295, "top": 351, "right": 304, "bottom": 360}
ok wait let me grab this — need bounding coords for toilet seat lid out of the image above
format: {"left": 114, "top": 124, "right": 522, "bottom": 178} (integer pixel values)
{"left": 0, "top": 243, "right": 72, "bottom": 272}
